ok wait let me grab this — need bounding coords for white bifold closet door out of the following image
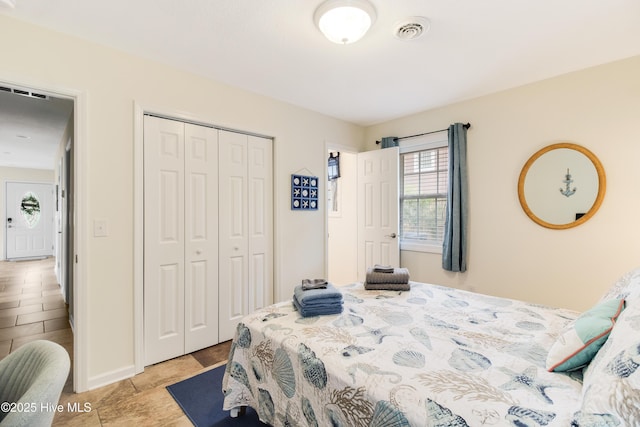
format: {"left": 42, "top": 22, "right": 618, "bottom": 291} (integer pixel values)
{"left": 218, "top": 130, "right": 273, "bottom": 342}
{"left": 144, "top": 116, "right": 219, "bottom": 366}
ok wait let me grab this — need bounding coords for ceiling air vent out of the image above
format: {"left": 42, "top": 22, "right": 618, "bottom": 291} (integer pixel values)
{"left": 0, "top": 84, "right": 49, "bottom": 100}
{"left": 394, "top": 17, "right": 430, "bottom": 41}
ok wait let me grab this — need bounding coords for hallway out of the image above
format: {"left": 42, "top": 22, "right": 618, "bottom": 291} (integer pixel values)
{"left": 0, "top": 257, "right": 72, "bottom": 360}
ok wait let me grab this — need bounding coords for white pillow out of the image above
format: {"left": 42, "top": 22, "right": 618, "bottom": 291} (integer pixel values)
{"left": 576, "top": 303, "right": 640, "bottom": 425}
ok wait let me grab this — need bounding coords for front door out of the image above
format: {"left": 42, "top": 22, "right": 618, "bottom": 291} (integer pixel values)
{"left": 357, "top": 148, "right": 400, "bottom": 281}
{"left": 5, "top": 182, "right": 54, "bottom": 260}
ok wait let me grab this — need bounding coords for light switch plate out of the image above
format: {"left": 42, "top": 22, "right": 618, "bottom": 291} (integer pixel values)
{"left": 93, "top": 219, "right": 108, "bottom": 237}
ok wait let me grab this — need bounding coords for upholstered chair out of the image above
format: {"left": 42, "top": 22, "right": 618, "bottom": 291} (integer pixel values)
{"left": 0, "top": 340, "right": 70, "bottom": 427}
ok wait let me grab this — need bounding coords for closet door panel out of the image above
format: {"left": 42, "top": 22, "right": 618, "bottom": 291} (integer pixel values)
{"left": 144, "top": 116, "right": 186, "bottom": 366}
{"left": 158, "top": 264, "right": 181, "bottom": 336}
{"left": 250, "top": 253, "right": 266, "bottom": 311}
{"left": 218, "top": 130, "right": 249, "bottom": 341}
{"left": 229, "top": 255, "right": 246, "bottom": 316}
{"left": 229, "top": 177, "right": 245, "bottom": 236}
{"left": 248, "top": 136, "right": 273, "bottom": 312}
{"left": 184, "top": 124, "right": 219, "bottom": 353}
{"left": 186, "top": 261, "right": 207, "bottom": 328}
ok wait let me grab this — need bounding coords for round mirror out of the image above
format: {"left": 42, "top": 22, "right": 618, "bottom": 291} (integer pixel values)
{"left": 518, "top": 143, "right": 605, "bottom": 229}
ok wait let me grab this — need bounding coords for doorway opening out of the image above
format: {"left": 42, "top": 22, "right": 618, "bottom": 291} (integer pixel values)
{"left": 326, "top": 146, "right": 401, "bottom": 285}
{"left": 0, "top": 80, "right": 83, "bottom": 391}
{"left": 326, "top": 147, "right": 358, "bottom": 285}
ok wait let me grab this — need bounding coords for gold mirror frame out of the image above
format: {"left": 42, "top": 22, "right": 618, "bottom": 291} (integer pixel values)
{"left": 518, "top": 143, "right": 606, "bottom": 230}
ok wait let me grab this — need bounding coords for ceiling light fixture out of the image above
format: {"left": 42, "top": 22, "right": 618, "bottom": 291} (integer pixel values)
{"left": 314, "top": 0, "right": 376, "bottom": 45}
{"left": 0, "top": 0, "right": 16, "bottom": 9}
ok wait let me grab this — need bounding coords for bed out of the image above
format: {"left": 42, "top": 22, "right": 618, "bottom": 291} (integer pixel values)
{"left": 222, "top": 271, "right": 640, "bottom": 426}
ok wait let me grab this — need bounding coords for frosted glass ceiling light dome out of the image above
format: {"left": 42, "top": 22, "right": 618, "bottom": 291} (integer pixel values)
{"left": 0, "top": 0, "right": 16, "bottom": 8}
{"left": 314, "top": 0, "right": 376, "bottom": 44}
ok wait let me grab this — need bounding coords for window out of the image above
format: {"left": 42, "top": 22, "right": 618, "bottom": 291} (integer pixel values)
{"left": 400, "top": 134, "right": 448, "bottom": 252}
{"left": 20, "top": 192, "right": 41, "bottom": 229}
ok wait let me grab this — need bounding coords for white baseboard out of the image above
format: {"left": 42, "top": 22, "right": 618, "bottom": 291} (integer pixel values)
{"left": 86, "top": 365, "right": 137, "bottom": 391}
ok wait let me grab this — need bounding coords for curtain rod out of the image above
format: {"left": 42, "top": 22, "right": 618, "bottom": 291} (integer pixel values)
{"left": 376, "top": 122, "right": 470, "bottom": 145}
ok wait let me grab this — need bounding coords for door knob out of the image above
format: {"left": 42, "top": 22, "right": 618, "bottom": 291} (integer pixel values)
{"left": 385, "top": 233, "right": 397, "bottom": 239}
{"left": 195, "top": 249, "right": 202, "bottom": 255}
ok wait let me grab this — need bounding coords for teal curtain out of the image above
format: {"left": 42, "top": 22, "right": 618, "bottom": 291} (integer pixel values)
{"left": 381, "top": 136, "right": 398, "bottom": 149}
{"left": 443, "top": 123, "right": 468, "bottom": 272}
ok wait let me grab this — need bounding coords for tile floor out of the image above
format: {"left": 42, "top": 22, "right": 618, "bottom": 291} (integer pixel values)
{"left": 0, "top": 257, "right": 233, "bottom": 426}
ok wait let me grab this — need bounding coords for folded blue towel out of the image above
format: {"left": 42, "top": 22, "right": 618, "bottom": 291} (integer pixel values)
{"left": 293, "top": 283, "right": 343, "bottom": 307}
{"left": 293, "top": 295, "right": 343, "bottom": 317}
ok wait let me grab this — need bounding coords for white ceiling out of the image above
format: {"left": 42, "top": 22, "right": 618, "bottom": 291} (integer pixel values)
{"left": 1, "top": 0, "right": 639, "bottom": 168}
{"left": 0, "top": 88, "right": 73, "bottom": 170}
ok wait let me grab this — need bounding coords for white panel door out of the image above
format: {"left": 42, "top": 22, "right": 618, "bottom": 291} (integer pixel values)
{"left": 218, "top": 131, "right": 273, "bottom": 341}
{"left": 5, "top": 182, "right": 54, "bottom": 260}
{"left": 144, "top": 116, "right": 185, "bottom": 365}
{"left": 218, "top": 130, "right": 249, "bottom": 342}
{"left": 357, "top": 147, "right": 400, "bottom": 282}
{"left": 184, "top": 123, "right": 219, "bottom": 353}
{"left": 247, "top": 135, "right": 273, "bottom": 313}
{"left": 144, "top": 116, "right": 221, "bottom": 364}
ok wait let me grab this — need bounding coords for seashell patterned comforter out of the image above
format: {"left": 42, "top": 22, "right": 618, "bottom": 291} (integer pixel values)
{"left": 222, "top": 281, "right": 584, "bottom": 426}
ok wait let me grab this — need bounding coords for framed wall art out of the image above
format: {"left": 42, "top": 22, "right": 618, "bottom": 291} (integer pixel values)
{"left": 291, "top": 174, "right": 318, "bottom": 210}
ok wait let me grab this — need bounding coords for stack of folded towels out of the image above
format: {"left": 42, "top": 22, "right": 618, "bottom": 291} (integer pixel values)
{"left": 293, "top": 279, "right": 344, "bottom": 318}
{"left": 364, "top": 264, "right": 411, "bottom": 291}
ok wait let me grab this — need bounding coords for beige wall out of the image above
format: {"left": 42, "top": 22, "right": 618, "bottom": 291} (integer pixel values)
{"left": 365, "top": 55, "right": 640, "bottom": 313}
{"left": 0, "top": 167, "right": 55, "bottom": 260}
{"left": 0, "top": 15, "right": 363, "bottom": 389}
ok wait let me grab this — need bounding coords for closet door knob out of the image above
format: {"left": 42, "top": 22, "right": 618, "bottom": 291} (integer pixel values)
{"left": 195, "top": 249, "right": 202, "bottom": 255}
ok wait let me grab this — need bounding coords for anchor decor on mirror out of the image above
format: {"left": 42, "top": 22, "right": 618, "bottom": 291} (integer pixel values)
{"left": 291, "top": 174, "right": 319, "bottom": 210}
{"left": 559, "top": 168, "right": 577, "bottom": 197}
